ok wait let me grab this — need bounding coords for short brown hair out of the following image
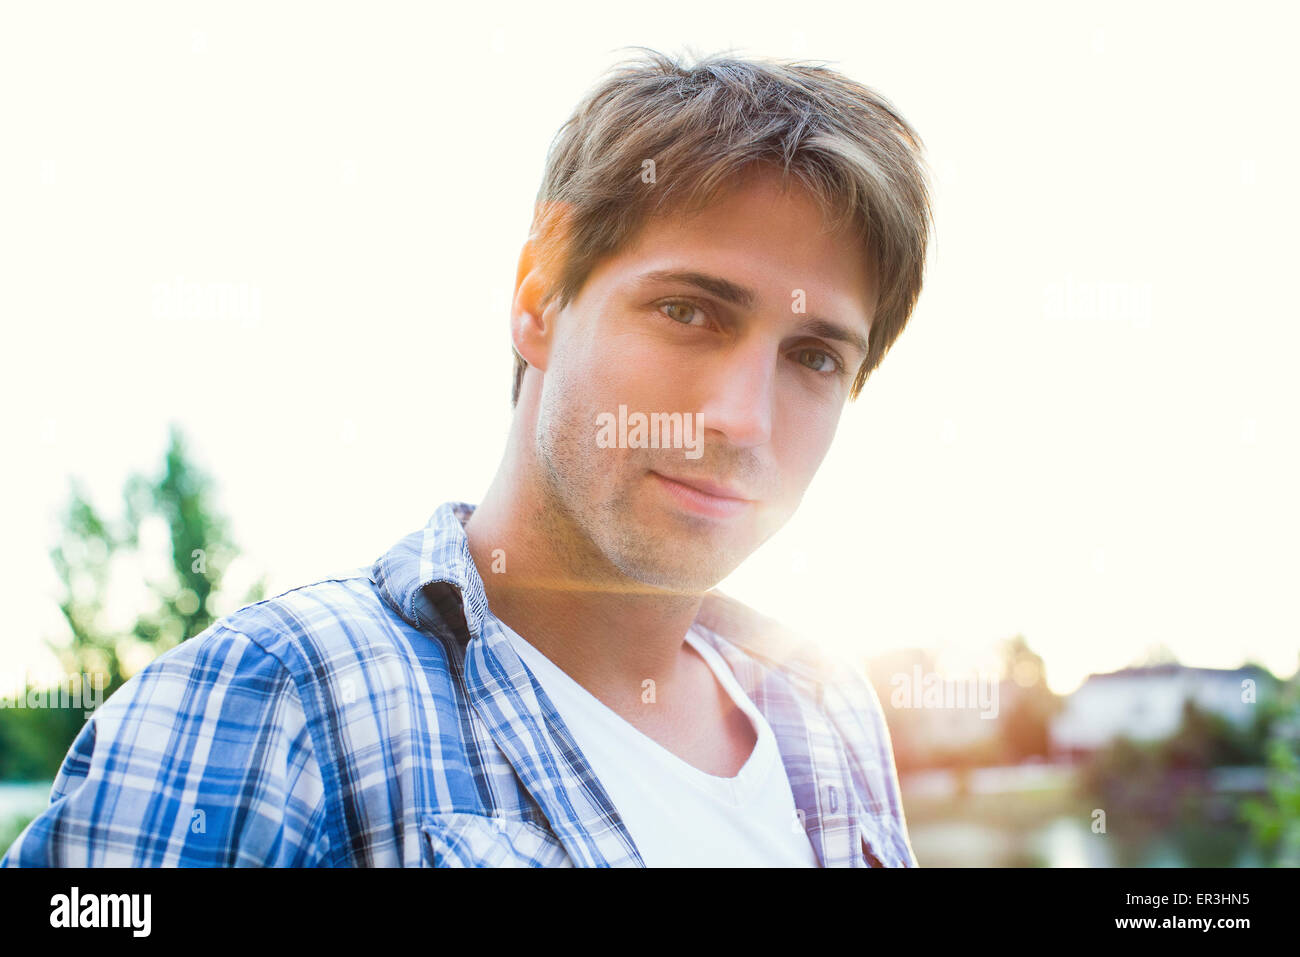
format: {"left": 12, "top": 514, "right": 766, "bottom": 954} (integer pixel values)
{"left": 512, "top": 46, "right": 933, "bottom": 407}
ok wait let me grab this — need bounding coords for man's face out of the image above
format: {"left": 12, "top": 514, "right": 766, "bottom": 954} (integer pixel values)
{"left": 531, "top": 167, "right": 878, "bottom": 593}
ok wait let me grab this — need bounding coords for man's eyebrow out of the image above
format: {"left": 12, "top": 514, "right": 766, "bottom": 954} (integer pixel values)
{"left": 797, "top": 317, "right": 870, "bottom": 363}
{"left": 635, "top": 269, "right": 757, "bottom": 310}
{"left": 633, "top": 269, "right": 870, "bottom": 361}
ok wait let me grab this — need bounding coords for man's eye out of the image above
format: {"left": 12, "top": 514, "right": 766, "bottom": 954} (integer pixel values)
{"left": 794, "top": 347, "right": 844, "bottom": 376}
{"left": 656, "top": 302, "right": 844, "bottom": 377}
{"left": 658, "top": 299, "right": 707, "bottom": 326}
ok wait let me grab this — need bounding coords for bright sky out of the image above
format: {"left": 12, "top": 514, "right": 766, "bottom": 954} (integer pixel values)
{"left": 2, "top": 1, "right": 1296, "bottom": 697}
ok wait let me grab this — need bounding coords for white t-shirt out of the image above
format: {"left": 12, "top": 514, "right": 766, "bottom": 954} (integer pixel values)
{"left": 499, "top": 621, "right": 820, "bottom": 867}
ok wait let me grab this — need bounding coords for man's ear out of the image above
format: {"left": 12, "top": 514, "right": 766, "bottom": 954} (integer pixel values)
{"left": 511, "top": 238, "right": 556, "bottom": 375}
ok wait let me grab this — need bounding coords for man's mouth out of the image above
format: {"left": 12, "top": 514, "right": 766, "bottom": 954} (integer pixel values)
{"left": 649, "top": 470, "right": 756, "bottom": 518}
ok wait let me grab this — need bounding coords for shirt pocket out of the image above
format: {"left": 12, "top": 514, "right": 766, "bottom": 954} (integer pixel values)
{"left": 857, "top": 813, "right": 918, "bottom": 867}
{"left": 419, "top": 812, "right": 574, "bottom": 868}
{"left": 858, "top": 818, "right": 896, "bottom": 867}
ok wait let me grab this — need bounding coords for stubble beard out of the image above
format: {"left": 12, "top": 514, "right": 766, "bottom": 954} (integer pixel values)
{"left": 534, "top": 383, "right": 730, "bottom": 597}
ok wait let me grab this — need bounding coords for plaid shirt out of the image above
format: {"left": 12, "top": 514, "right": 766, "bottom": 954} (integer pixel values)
{"left": 3, "top": 501, "right": 917, "bottom": 867}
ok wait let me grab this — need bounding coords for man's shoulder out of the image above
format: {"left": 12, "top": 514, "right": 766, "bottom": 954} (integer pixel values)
{"left": 695, "top": 590, "right": 898, "bottom": 766}
{"left": 214, "top": 567, "right": 410, "bottom": 661}
{"left": 695, "top": 588, "right": 869, "bottom": 694}
{"left": 134, "top": 567, "right": 456, "bottom": 723}
{"left": 219, "top": 565, "right": 376, "bottom": 621}
{"left": 697, "top": 590, "right": 915, "bottom": 864}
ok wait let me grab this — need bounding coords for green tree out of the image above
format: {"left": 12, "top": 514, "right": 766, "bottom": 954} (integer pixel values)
{"left": 1240, "top": 676, "right": 1300, "bottom": 866}
{"left": 0, "top": 425, "right": 265, "bottom": 782}
{"left": 998, "top": 634, "right": 1063, "bottom": 762}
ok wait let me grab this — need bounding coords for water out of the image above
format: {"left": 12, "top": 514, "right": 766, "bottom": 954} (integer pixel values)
{"left": 0, "top": 782, "right": 52, "bottom": 820}
{"left": 903, "top": 764, "right": 1270, "bottom": 867}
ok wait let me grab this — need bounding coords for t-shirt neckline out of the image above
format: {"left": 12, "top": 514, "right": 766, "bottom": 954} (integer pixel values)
{"left": 497, "top": 619, "right": 777, "bottom": 804}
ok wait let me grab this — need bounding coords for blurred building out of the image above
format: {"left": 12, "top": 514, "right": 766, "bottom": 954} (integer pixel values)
{"left": 1049, "top": 664, "right": 1274, "bottom": 759}
{"left": 864, "top": 650, "right": 1020, "bottom": 767}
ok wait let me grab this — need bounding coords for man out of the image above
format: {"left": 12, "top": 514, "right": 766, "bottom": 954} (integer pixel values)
{"left": 3, "top": 48, "right": 932, "bottom": 867}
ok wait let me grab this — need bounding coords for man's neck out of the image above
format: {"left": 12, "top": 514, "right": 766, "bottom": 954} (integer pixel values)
{"left": 463, "top": 469, "right": 707, "bottom": 715}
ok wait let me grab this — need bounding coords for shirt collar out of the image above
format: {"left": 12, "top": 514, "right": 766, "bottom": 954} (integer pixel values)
{"left": 372, "top": 500, "right": 833, "bottom": 688}
{"left": 372, "top": 501, "right": 492, "bottom": 641}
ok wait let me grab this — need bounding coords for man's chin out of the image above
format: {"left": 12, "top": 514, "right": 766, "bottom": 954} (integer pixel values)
{"left": 606, "top": 545, "right": 743, "bottom": 597}
{"left": 594, "top": 501, "right": 758, "bottom": 592}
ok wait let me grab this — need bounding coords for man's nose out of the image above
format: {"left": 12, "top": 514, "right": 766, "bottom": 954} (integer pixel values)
{"left": 697, "top": 338, "right": 775, "bottom": 449}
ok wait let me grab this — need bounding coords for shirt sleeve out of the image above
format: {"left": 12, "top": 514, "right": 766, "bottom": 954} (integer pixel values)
{"left": 0, "top": 622, "right": 333, "bottom": 867}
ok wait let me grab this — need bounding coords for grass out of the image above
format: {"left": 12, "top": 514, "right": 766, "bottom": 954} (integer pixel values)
{"left": 0, "top": 812, "right": 37, "bottom": 858}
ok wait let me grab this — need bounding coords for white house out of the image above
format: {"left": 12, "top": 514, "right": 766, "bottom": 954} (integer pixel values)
{"left": 1049, "top": 664, "right": 1272, "bottom": 756}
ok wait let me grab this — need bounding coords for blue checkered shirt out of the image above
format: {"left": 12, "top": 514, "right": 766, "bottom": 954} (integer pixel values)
{"left": 2, "top": 501, "right": 917, "bottom": 867}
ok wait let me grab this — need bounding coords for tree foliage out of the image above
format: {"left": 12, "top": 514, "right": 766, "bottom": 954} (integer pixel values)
{"left": 0, "top": 426, "right": 264, "bottom": 780}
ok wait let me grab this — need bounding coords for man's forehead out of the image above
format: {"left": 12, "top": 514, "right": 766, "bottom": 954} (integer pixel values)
{"left": 623, "top": 178, "right": 878, "bottom": 303}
